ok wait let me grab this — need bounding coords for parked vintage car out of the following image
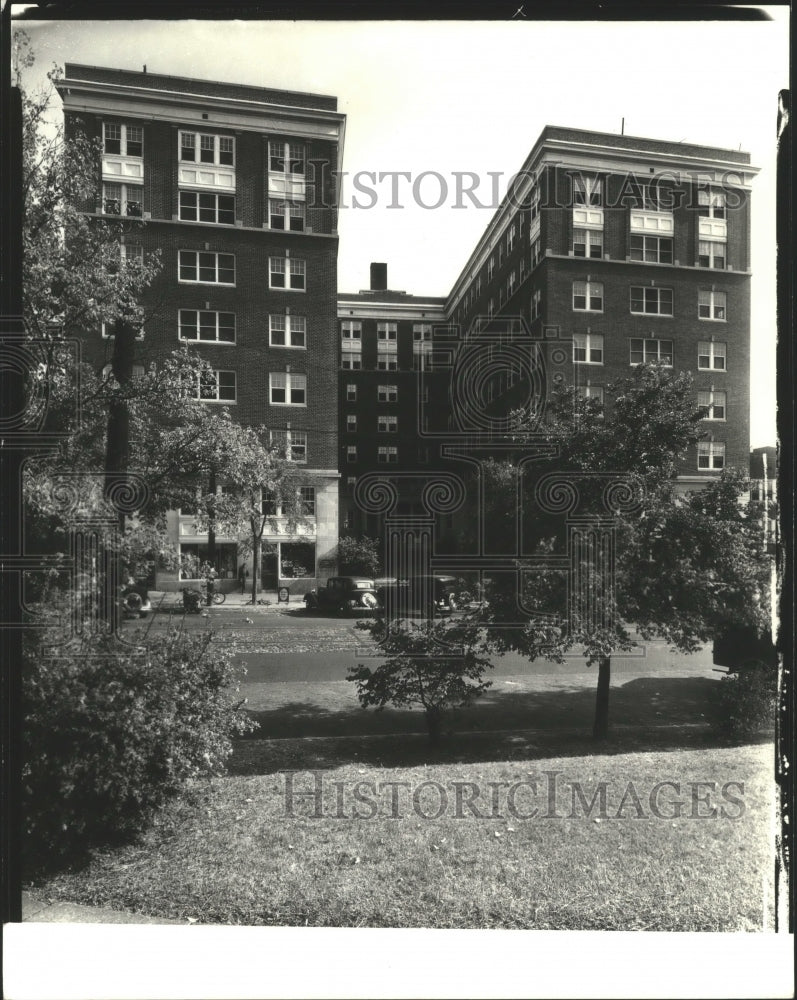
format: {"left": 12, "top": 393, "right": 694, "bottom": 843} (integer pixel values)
{"left": 375, "top": 574, "right": 460, "bottom": 617}
{"left": 304, "top": 576, "right": 379, "bottom": 615}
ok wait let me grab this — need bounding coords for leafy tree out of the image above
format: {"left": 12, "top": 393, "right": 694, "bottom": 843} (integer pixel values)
{"left": 348, "top": 615, "right": 493, "bottom": 744}
{"left": 193, "top": 424, "right": 309, "bottom": 604}
{"left": 336, "top": 535, "right": 382, "bottom": 577}
{"left": 483, "top": 364, "right": 770, "bottom": 740}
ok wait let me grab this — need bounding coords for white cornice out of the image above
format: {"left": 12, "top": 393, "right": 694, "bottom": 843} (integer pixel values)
{"left": 337, "top": 299, "right": 447, "bottom": 321}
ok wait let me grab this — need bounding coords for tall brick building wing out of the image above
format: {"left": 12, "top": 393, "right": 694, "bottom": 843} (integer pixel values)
{"left": 56, "top": 65, "right": 345, "bottom": 591}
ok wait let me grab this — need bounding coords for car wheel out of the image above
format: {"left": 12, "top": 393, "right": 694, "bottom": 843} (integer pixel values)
{"left": 362, "top": 593, "right": 378, "bottom": 609}
{"left": 124, "top": 591, "right": 143, "bottom": 613}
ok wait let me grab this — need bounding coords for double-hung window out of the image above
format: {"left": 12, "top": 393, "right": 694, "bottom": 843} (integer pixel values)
{"left": 378, "top": 384, "right": 398, "bottom": 402}
{"left": 698, "top": 290, "right": 726, "bottom": 320}
{"left": 102, "top": 182, "right": 143, "bottom": 217}
{"left": 573, "top": 174, "right": 602, "bottom": 207}
{"left": 179, "top": 191, "right": 235, "bottom": 225}
{"left": 270, "top": 429, "right": 307, "bottom": 463}
{"left": 197, "top": 369, "right": 236, "bottom": 402}
{"left": 180, "top": 132, "right": 235, "bottom": 166}
{"left": 630, "top": 286, "right": 673, "bottom": 315}
{"left": 698, "top": 390, "right": 726, "bottom": 421}
{"left": 572, "top": 280, "right": 603, "bottom": 312}
{"left": 269, "top": 199, "right": 305, "bottom": 232}
{"left": 698, "top": 341, "right": 726, "bottom": 370}
{"left": 269, "top": 372, "right": 306, "bottom": 406}
{"left": 698, "top": 242, "right": 726, "bottom": 269}
{"left": 346, "top": 383, "right": 357, "bottom": 401}
{"left": 697, "top": 441, "right": 725, "bottom": 470}
{"left": 103, "top": 123, "right": 143, "bottom": 157}
{"left": 573, "top": 229, "right": 603, "bottom": 258}
{"left": 630, "top": 235, "right": 673, "bottom": 264}
{"left": 378, "top": 415, "right": 398, "bottom": 433}
{"left": 577, "top": 384, "right": 604, "bottom": 404}
{"left": 377, "top": 322, "right": 398, "bottom": 370}
{"left": 530, "top": 289, "right": 542, "bottom": 321}
{"left": 573, "top": 333, "right": 603, "bottom": 364}
{"left": 179, "top": 309, "right": 236, "bottom": 343}
{"left": 347, "top": 414, "right": 357, "bottom": 432}
{"left": 629, "top": 338, "right": 673, "bottom": 366}
{"left": 269, "top": 256, "right": 306, "bottom": 290}
{"left": 347, "top": 446, "right": 358, "bottom": 463}
{"left": 698, "top": 189, "right": 726, "bottom": 220}
{"left": 377, "top": 446, "right": 398, "bottom": 464}
{"left": 341, "top": 321, "right": 362, "bottom": 369}
{"left": 269, "top": 314, "right": 306, "bottom": 348}
{"left": 300, "top": 486, "right": 316, "bottom": 516}
{"left": 530, "top": 238, "right": 541, "bottom": 268}
{"left": 179, "top": 250, "right": 235, "bottom": 285}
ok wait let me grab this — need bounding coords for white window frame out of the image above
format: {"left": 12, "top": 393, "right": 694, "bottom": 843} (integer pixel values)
{"left": 630, "top": 234, "right": 673, "bottom": 264}
{"left": 299, "top": 486, "right": 316, "bottom": 516}
{"left": 573, "top": 332, "right": 604, "bottom": 365}
{"left": 178, "top": 250, "right": 236, "bottom": 286}
{"left": 268, "top": 140, "right": 305, "bottom": 176}
{"left": 530, "top": 238, "right": 541, "bottom": 269}
{"left": 269, "top": 199, "right": 306, "bottom": 232}
{"left": 180, "top": 131, "right": 235, "bottom": 167}
{"left": 698, "top": 189, "right": 727, "bottom": 220}
{"left": 377, "top": 445, "right": 398, "bottom": 464}
{"left": 531, "top": 289, "right": 542, "bottom": 321}
{"left": 578, "top": 384, "right": 605, "bottom": 403}
{"left": 269, "top": 314, "right": 307, "bottom": 349}
{"left": 698, "top": 341, "right": 726, "bottom": 370}
{"left": 103, "top": 122, "right": 143, "bottom": 157}
{"left": 629, "top": 338, "right": 673, "bottom": 366}
{"left": 630, "top": 286, "right": 673, "bottom": 316}
{"left": 573, "top": 228, "right": 603, "bottom": 258}
{"left": 197, "top": 369, "right": 237, "bottom": 403}
{"left": 270, "top": 429, "right": 308, "bottom": 464}
{"left": 378, "top": 384, "right": 398, "bottom": 402}
{"left": 347, "top": 414, "right": 357, "bottom": 432}
{"left": 377, "top": 322, "right": 398, "bottom": 341}
{"left": 268, "top": 256, "right": 306, "bottom": 291}
{"left": 269, "top": 371, "right": 307, "bottom": 407}
{"left": 347, "top": 445, "right": 358, "bottom": 463}
{"left": 378, "top": 415, "right": 398, "bottom": 433}
{"left": 698, "top": 242, "right": 727, "bottom": 270}
{"left": 179, "top": 190, "right": 235, "bottom": 225}
{"left": 697, "top": 441, "right": 726, "bottom": 471}
{"left": 572, "top": 280, "right": 603, "bottom": 312}
{"left": 698, "top": 290, "right": 727, "bottom": 321}
{"left": 698, "top": 390, "right": 726, "bottom": 421}
{"left": 573, "top": 174, "right": 602, "bottom": 207}
{"left": 346, "top": 383, "right": 357, "bottom": 401}
{"left": 179, "top": 309, "right": 236, "bottom": 344}
{"left": 102, "top": 181, "right": 143, "bottom": 217}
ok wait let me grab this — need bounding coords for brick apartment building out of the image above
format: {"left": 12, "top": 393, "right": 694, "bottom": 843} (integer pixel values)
{"left": 340, "top": 126, "right": 758, "bottom": 548}
{"left": 56, "top": 64, "right": 345, "bottom": 592}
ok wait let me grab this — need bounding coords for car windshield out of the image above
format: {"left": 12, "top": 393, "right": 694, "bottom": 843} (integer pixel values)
{"left": 354, "top": 581, "right": 373, "bottom": 589}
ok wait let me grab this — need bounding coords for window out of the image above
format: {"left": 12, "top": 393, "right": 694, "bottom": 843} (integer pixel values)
{"left": 269, "top": 199, "right": 305, "bottom": 232}
{"left": 698, "top": 189, "right": 726, "bottom": 219}
{"left": 698, "top": 241, "right": 726, "bottom": 269}
{"left": 630, "top": 235, "right": 673, "bottom": 264}
{"left": 572, "top": 280, "right": 603, "bottom": 312}
{"left": 634, "top": 183, "right": 669, "bottom": 212}
{"left": 347, "top": 414, "right": 357, "bottom": 432}
{"left": 698, "top": 341, "right": 726, "bottom": 370}
{"left": 197, "top": 369, "right": 236, "bottom": 402}
{"left": 179, "top": 250, "right": 235, "bottom": 285}
{"left": 179, "top": 191, "right": 235, "bottom": 225}
{"left": 269, "top": 372, "right": 306, "bottom": 406}
{"left": 378, "top": 322, "right": 398, "bottom": 341}
{"left": 179, "top": 310, "right": 236, "bottom": 343}
{"left": 531, "top": 289, "right": 542, "bottom": 321}
{"left": 488, "top": 256, "right": 495, "bottom": 280}
{"left": 530, "top": 238, "right": 541, "bottom": 269}
{"left": 269, "top": 314, "right": 306, "bottom": 348}
{"left": 378, "top": 384, "right": 398, "bottom": 402}
{"left": 347, "top": 476, "right": 357, "bottom": 487}
{"left": 377, "top": 323, "right": 398, "bottom": 371}
{"left": 519, "top": 257, "right": 526, "bottom": 281}
{"left": 698, "top": 441, "right": 725, "bottom": 470}
{"left": 300, "top": 486, "right": 316, "bottom": 516}
{"left": 269, "top": 141, "right": 305, "bottom": 176}
{"left": 698, "top": 290, "right": 726, "bottom": 320}
{"left": 507, "top": 270, "right": 516, "bottom": 298}
{"left": 102, "top": 363, "right": 145, "bottom": 381}
{"left": 180, "top": 131, "right": 234, "bottom": 166}
{"left": 573, "top": 228, "right": 603, "bottom": 258}
{"left": 488, "top": 299, "right": 494, "bottom": 318}
{"left": 629, "top": 338, "right": 673, "bottom": 366}
{"left": 698, "top": 390, "right": 726, "bottom": 421}
{"left": 630, "top": 287, "right": 673, "bottom": 315}
{"left": 378, "top": 415, "right": 398, "bottom": 433}
{"left": 578, "top": 384, "right": 605, "bottom": 403}
{"left": 378, "top": 446, "right": 398, "bottom": 464}
{"left": 102, "top": 182, "right": 143, "bottom": 217}
{"left": 573, "top": 174, "right": 602, "bottom": 207}
{"left": 270, "top": 429, "right": 307, "bottom": 463}
{"left": 346, "top": 383, "right": 357, "bottom": 401}
{"left": 101, "top": 320, "right": 144, "bottom": 341}
{"left": 342, "top": 351, "right": 361, "bottom": 370}
{"left": 377, "top": 350, "right": 398, "bottom": 371}
{"left": 103, "top": 123, "right": 143, "bottom": 157}
{"left": 269, "top": 256, "right": 306, "bottom": 291}
{"left": 573, "top": 333, "right": 604, "bottom": 364}
{"left": 347, "top": 445, "right": 357, "bottom": 463}
{"left": 507, "top": 223, "right": 516, "bottom": 252}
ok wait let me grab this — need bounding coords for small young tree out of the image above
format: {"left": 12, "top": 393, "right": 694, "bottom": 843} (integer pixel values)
{"left": 348, "top": 614, "right": 493, "bottom": 745}
{"left": 194, "top": 424, "right": 309, "bottom": 604}
{"left": 484, "top": 364, "right": 770, "bottom": 740}
{"left": 336, "top": 535, "right": 382, "bottom": 577}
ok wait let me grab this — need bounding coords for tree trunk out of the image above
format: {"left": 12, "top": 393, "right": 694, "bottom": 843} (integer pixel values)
{"left": 593, "top": 656, "right": 611, "bottom": 741}
{"left": 251, "top": 532, "right": 260, "bottom": 606}
{"left": 206, "top": 469, "right": 216, "bottom": 605}
{"left": 426, "top": 706, "right": 443, "bottom": 746}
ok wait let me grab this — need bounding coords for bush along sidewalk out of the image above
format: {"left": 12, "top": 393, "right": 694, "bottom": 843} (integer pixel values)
{"left": 22, "top": 627, "right": 255, "bottom": 876}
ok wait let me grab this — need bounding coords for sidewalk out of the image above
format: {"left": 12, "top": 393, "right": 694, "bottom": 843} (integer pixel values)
{"left": 21, "top": 891, "right": 183, "bottom": 924}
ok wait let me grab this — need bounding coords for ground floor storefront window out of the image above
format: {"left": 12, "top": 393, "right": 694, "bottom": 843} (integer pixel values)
{"left": 180, "top": 543, "right": 238, "bottom": 580}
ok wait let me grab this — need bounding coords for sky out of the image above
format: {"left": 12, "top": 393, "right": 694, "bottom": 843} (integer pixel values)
{"left": 12, "top": 12, "right": 789, "bottom": 448}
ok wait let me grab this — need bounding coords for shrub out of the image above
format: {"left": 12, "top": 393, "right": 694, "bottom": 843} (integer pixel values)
{"left": 716, "top": 666, "right": 777, "bottom": 739}
{"left": 22, "top": 627, "right": 254, "bottom": 873}
{"left": 336, "top": 535, "right": 381, "bottom": 578}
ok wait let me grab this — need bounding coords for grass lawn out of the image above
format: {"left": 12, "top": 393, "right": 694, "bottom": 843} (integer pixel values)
{"left": 31, "top": 743, "right": 775, "bottom": 931}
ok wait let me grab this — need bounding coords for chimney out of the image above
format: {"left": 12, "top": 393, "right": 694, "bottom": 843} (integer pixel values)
{"left": 370, "top": 262, "right": 388, "bottom": 292}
